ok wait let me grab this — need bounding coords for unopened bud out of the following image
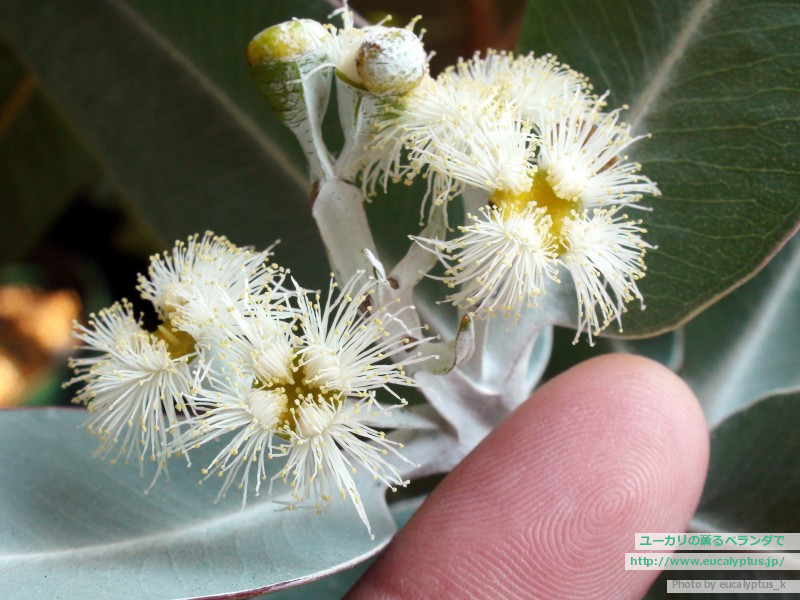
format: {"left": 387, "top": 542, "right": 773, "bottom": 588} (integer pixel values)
{"left": 248, "top": 20, "right": 331, "bottom": 126}
{"left": 248, "top": 19, "right": 333, "bottom": 178}
{"left": 355, "top": 28, "right": 427, "bottom": 95}
{"left": 247, "top": 19, "right": 330, "bottom": 66}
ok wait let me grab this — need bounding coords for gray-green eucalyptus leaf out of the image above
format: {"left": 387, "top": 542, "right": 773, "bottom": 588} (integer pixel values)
{"left": 646, "top": 391, "right": 800, "bottom": 597}
{"left": 694, "top": 391, "right": 800, "bottom": 538}
{"left": 0, "top": 408, "right": 396, "bottom": 600}
{"left": 263, "top": 495, "right": 427, "bottom": 600}
{"left": 681, "top": 232, "right": 800, "bottom": 427}
{"left": 609, "top": 330, "right": 685, "bottom": 372}
{"left": 518, "top": 0, "right": 800, "bottom": 336}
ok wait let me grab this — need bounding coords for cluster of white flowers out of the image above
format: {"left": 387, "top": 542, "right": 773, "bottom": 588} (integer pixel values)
{"left": 359, "top": 49, "right": 661, "bottom": 340}
{"left": 67, "top": 233, "right": 430, "bottom": 537}
{"left": 265, "top": 10, "right": 659, "bottom": 343}
{"left": 67, "top": 6, "right": 663, "bottom": 541}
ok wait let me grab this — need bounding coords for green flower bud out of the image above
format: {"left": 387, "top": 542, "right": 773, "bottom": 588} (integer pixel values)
{"left": 248, "top": 20, "right": 331, "bottom": 126}
{"left": 246, "top": 19, "right": 330, "bottom": 66}
{"left": 247, "top": 19, "right": 333, "bottom": 178}
{"left": 355, "top": 28, "right": 427, "bottom": 95}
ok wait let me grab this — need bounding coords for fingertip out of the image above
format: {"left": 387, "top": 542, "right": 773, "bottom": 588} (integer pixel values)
{"left": 558, "top": 352, "right": 709, "bottom": 476}
{"left": 349, "top": 354, "right": 709, "bottom": 599}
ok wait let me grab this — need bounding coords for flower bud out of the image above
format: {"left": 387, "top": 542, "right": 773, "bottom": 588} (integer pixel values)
{"left": 248, "top": 20, "right": 331, "bottom": 127}
{"left": 247, "top": 19, "right": 333, "bottom": 178}
{"left": 246, "top": 19, "right": 330, "bottom": 66}
{"left": 355, "top": 28, "right": 427, "bottom": 95}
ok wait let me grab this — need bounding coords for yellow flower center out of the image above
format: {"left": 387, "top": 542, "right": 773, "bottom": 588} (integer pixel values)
{"left": 259, "top": 359, "right": 342, "bottom": 434}
{"left": 490, "top": 169, "right": 578, "bottom": 249}
{"left": 153, "top": 318, "right": 196, "bottom": 359}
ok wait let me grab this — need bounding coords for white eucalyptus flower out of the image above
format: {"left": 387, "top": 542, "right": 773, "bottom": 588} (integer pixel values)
{"left": 415, "top": 204, "right": 560, "bottom": 316}
{"left": 538, "top": 90, "right": 660, "bottom": 208}
{"left": 294, "top": 274, "right": 425, "bottom": 398}
{"left": 136, "top": 231, "right": 283, "bottom": 343}
{"left": 65, "top": 301, "right": 195, "bottom": 474}
{"left": 412, "top": 86, "right": 659, "bottom": 340}
{"left": 170, "top": 272, "right": 431, "bottom": 537}
{"left": 561, "top": 207, "right": 651, "bottom": 338}
{"left": 361, "top": 73, "right": 536, "bottom": 220}
{"left": 358, "top": 50, "right": 593, "bottom": 215}
{"left": 275, "top": 396, "right": 409, "bottom": 540}
{"left": 452, "top": 50, "right": 593, "bottom": 124}
{"left": 223, "top": 300, "right": 297, "bottom": 386}
{"left": 170, "top": 365, "right": 288, "bottom": 505}
{"left": 66, "top": 232, "right": 288, "bottom": 479}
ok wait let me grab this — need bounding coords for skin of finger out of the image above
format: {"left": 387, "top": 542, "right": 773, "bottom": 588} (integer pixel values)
{"left": 347, "top": 354, "right": 710, "bottom": 600}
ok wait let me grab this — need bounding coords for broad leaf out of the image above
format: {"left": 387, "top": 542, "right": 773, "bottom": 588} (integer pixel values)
{"left": 518, "top": 0, "right": 800, "bottom": 336}
{"left": 541, "top": 326, "right": 682, "bottom": 384}
{"left": 646, "top": 392, "right": 800, "bottom": 598}
{"left": 0, "top": 38, "right": 97, "bottom": 262}
{"left": 264, "top": 496, "right": 427, "bottom": 600}
{"left": 681, "top": 231, "right": 800, "bottom": 427}
{"left": 0, "top": 0, "right": 336, "bottom": 285}
{"left": 609, "top": 330, "right": 684, "bottom": 372}
{"left": 0, "top": 408, "right": 396, "bottom": 599}
{"left": 697, "top": 391, "right": 800, "bottom": 536}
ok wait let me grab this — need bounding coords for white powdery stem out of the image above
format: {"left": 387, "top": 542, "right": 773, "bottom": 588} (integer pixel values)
{"left": 415, "top": 368, "right": 505, "bottom": 453}
{"left": 448, "top": 180, "right": 493, "bottom": 380}
{"left": 479, "top": 308, "right": 552, "bottom": 401}
{"left": 454, "top": 185, "right": 490, "bottom": 374}
{"left": 460, "top": 185, "right": 489, "bottom": 215}
{"left": 526, "top": 323, "right": 554, "bottom": 391}
{"left": 334, "top": 79, "right": 381, "bottom": 182}
{"left": 312, "top": 178, "right": 379, "bottom": 282}
{"left": 406, "top": 318, "right": 549, "bottom": 476}
{"left": 459, "top": 315, "right": 490, "bottom": 382}
{"left": 399, "top": 306, "right": 554, "bottom": 479}
{"left": 311, "top": 179, "right": 425, "bottom": 346}
{"left": 388, "top": 203, "right": 446, "bottom": 293}
{"left": 292, "top": 62, "right": 335, "bottom": 180}
{"left": 493, "top": 323, "right": 548, "bottom": 412}
{"left": 458, "top": 314, "right": 551, "bottom": 411}
{"left": 368, "top": 205, "right": 450, "bottom": 345}
{"left": 391, "top": 427, "right": 462, "bottom": 480}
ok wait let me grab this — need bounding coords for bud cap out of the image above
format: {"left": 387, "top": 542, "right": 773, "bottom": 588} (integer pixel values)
{"left": 247, "top": 19, "right": 330, "bottom": 65}
{"left": 356, "top": 28, "right": 427, "bottom": 95}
